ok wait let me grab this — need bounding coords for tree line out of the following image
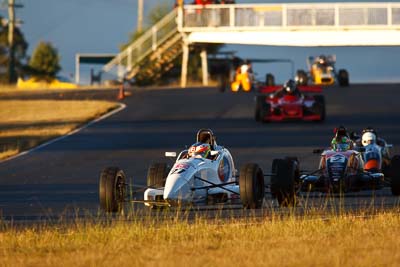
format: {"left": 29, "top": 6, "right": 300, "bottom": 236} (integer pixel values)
{"left": 0, "top": 15, "right": 60, "bottom": 84}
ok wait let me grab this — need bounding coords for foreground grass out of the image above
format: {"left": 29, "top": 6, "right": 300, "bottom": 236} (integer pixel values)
{"left": 0, "top": 213, "right": 399, "bottom": 266}
{"left": 0, "top": 100, "right": 119, "bottom": 160}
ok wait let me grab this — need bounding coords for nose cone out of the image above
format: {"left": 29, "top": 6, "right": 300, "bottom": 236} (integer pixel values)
{"left": 163, "top": 174, "right": 192, "bottom": 204}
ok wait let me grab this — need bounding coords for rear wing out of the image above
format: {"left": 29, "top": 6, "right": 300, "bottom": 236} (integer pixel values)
{"left": 258, "top": 85, "right": 323, "bottom": 94}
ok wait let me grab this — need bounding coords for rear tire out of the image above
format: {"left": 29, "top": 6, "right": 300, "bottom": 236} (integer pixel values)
{"left": 313, "top": 95, "right": 326, "bottom": 121}
{"left": 99, "top": 167, "right": 126, "bottom": 213}
{"left": 390, "top": 156, "right": 400, "bottom": 196}
{"left": 239, "top": 163, "right": 265, "bottom": 209}
{"left": 271, "top": 159, "right": 297, "bottom": 207}
{"left": 265, "top": 73, "right": 275, "bottom": 86}
{"left": 147, "top": 163, "right": 169, "bottom": 188}
{"left": 338, "top": 69, "right": 349, "bottom": 86}
{"left": 296, "top": 70, "right": 308, "bottom": 86}
{"left": 218, "top": 75, "right": 228, "bottom": 92}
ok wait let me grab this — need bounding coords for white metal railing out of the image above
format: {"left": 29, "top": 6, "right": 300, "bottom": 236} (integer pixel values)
{"left": 103, "top": 3, "right": 400, "bottom": 80}
{"left": 181, "top": 3, "right": 400, "bottom": 30}
{"left": 103, "top": 9, "right": 179, "bottom": 78}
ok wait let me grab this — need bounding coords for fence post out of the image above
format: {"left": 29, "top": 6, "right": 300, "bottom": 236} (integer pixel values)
{"left": 152, "top": 26, "right": 157, "bottom": 51}
{"left": 200, "top": 48, "right": 208, "bottom": 86}
{"left": 387, "top": 3, "right": 392, "bottom": 26}
{"left": 181, "top": 38, "right": 189, "bottom": 88}
{"left": 127, "top": 47, "right": 132, "bottom": 71}
{"left": 177, "top": 5, "right": 183, "bottom": 31}
{"left": 282, "top": 4, "right": 287, "bottom": 28}
{"left": 334, "top": 4, "right": 339, "bottom": 28}
{"left": 229, "top": 5, "right": 235, "bottom": 27}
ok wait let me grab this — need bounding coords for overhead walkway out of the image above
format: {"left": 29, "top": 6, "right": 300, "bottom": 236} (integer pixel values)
{"left": 102, "top": 2, "right": 400, "bottom": 87}
{"left": 180, "top": 2, "right": 400, "bottom": 46}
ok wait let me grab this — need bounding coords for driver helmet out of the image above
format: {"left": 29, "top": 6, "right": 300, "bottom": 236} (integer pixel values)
{"left": 318, "top": 55, "right": 327, "bottom": 65}
{"left": 334, "top": 125, "right": 349, "bottom": 139}
{"left": 240, "top": 64, "right": 249, "bottom": 74}
{"left": 331, "top": 136, "right": 352, "bottom": 152}
{"left": 362, "top": 126, "right": 377, "bottom": 137}
{"left": 362, "top": 132, "right": 377, "bottom": 146}
{"left": 188, "top": 142, "right": 211, "bottom": 158}
{"left": 283, "top": 79, "right": 297, "bottom": 94}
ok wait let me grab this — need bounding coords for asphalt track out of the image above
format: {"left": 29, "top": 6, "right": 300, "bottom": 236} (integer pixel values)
{"left": 1, "top": 84, "right": 400, "bottom": 221}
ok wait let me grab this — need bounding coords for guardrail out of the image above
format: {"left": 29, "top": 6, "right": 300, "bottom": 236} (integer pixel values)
{"left": 103, "top": 9, "right": 178, "bottom": 77}
{"left": 180, "top": 3, "right": 400, "bottom": 30}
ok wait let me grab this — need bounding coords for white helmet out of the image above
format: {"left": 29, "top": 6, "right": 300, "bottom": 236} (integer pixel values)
{"left": 362, "top": 132, "right": 376, "bottom": 146}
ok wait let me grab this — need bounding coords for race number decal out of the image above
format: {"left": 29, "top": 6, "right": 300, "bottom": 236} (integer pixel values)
{"left": 329, "top": 154, "right": 346, "bottom": 163}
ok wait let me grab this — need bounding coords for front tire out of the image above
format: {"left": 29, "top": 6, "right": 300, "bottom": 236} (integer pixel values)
{"left": 147, "top": 163, "right": 169, "bottom": 188}
{"left": 239, "top": 163, "right": 265, "bottom": 209}
{"left": 271, "top": 159, "right": 297, "bottom": 207}
{"left": 99, "top": 167, "right": 126, "bottom": 213}
{"left": 390, "top": 155, "right": 400, "bottom": 196}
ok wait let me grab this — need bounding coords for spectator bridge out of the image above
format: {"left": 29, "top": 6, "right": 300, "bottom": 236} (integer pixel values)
{"left": 100, "top": 2, "right": 400, "bottom": 86}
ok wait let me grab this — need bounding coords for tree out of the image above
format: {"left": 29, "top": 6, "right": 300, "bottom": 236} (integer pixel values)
{"left": 0, "top": 15, "right": 28, "bottom": 84}
{"left": 29, "top": 41, "right": 61, "bottom": 79}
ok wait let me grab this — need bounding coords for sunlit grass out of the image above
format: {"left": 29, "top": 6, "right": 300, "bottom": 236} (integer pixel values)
{"left": 0, "top": 211, "right": 399, "bottom": 267}
{"left": 0, "top": 100, "right": 119, "bottom": 160}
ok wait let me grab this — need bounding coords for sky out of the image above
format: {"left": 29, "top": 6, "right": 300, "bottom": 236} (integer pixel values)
{"left": 0, "top": 0, "right": 176, "bottom": 82}
{"left": 1, "top": 0, "right": 399, "bottom": 84}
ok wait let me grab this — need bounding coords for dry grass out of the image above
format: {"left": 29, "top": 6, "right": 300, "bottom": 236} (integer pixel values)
{"left": 0, "top": 100, "right": 119, "bottom": 160}
{"left": 0, "top": 212, "right": 399, "bottom": 267}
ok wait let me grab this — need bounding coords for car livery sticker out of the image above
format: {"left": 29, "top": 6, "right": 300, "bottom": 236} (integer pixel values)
{"left": 218, "top": 156, "right": 231, "bottom": 182}
{"left": 171, "top": 163, "right": 191, "bottom": 175}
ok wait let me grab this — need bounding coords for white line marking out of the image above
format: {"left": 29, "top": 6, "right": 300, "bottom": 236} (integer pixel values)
{"left": 0, "top": 103, "right": 126, "bottom": 164}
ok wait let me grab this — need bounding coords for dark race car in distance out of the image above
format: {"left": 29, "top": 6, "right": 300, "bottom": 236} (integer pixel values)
{"left": 254, "top": 85, "right": 325, "bottom": 123}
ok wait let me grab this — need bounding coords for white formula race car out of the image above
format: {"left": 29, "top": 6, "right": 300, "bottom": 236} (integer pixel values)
{"left": 99, "top": 129, "right": 265, "bottom": 212}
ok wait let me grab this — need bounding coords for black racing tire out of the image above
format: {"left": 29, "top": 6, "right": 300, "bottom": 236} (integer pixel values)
{"left": 218, "top": 74, "right": 228, "bottom": 93}
{"left": 260, "top": 102, "right": 270, "bottom": 123}
{"left": 255, "top": 96, "right": 270, "bottom": 123}
{"left": 270, "top": 159, "right": 297, "bottom": 207}
{"left": 99, "top": 167, "right": 126, "bottom": 213}
{"left": 270, "top": 159, "right": 280, "bottom": 198}
{"left": 338, "top": 69, "right": 349, "bottom": 87}
{"left": 147, "top": 163, "right": 169, "bottom": 188}
{"left": 296, "top": 70, "right": 308, "bottom": 86}
{"left": 390, "top": 155, "right": 400, "bottom": 196}
{"left": 265, "top": 73, "right": 275, "bottom": 86}
{"left": 284, "top": 157, "right": 300, "bottom": 177}
{"left": 254, "top": 96, "right": 264, "bottom": 122}
{"left": 239, "top": 163, "right": 265, "bottom": 209}
{"left": 313, "top": 95, "right": 326, "bottom": 122}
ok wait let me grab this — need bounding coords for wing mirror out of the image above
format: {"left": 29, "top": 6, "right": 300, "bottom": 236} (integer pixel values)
{"left": 165, "top": 152, "right": 177, "bottom": 158}
{"left": 210, "top": 151, "right": 219, "bottom": 156}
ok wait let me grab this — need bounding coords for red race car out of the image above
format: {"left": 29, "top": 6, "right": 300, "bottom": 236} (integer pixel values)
{"left": 254, "top": 82, "right": 325, "bottom": 123}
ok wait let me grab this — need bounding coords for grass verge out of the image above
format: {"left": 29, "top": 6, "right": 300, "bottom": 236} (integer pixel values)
{"left": 0, "top": 100, "right": 119, "bottom": 160}
{"left": 0, "top": 212, "right": 400, "bottom": 266}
